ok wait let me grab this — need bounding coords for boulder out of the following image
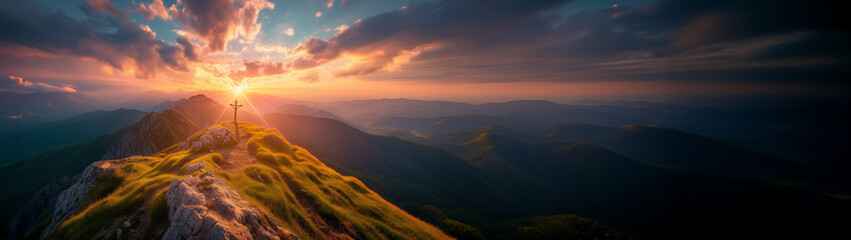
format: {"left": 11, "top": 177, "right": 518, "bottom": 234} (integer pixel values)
{"left": 42, "top": 161, "right": 119, "bottom": 238}
{"left": 181, "top": 127, "right": 236, "bottom": 153}
{"left": 181, "top": 161, "right": 207, "bottom": 175}
{"left": 163, "top": 174, "right": 291, "bottom": 240}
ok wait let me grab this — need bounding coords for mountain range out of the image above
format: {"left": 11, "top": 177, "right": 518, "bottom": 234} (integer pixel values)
{"left": 2, "top": 94, "right": 849, "bottom": 239}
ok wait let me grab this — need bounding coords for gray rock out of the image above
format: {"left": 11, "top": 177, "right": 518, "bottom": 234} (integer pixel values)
{"left": 181, "top": 161, "right": 206, "bottom": 175}
{"left": 42, "top": 161, "right": 119, "bottom": 238}
{"left": 180, "top": 127, "right": 235, "bottom": 153}
{"left": 163, "top": 174, "right": 292, "bottom": 240}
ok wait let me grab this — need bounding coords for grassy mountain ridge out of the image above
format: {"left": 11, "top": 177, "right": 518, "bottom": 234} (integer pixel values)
{"left": 0, "top": 95, "right": 225, "bottom": 230}
{"left": 36, "top": 122, "right": 449, "bottom": 239}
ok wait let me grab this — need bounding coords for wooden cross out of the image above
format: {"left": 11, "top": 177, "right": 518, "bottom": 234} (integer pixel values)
{"left": 230, "top": 100, "right": 243, "bottom": 141}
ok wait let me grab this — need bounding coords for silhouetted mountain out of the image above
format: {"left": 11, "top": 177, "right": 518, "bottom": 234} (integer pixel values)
{"left": 263, "top": 114, "right": 520, "bottom": 216}
{"left": 0, "top": 92, "right": 96, "bottom": 127}
{"left": 274, "top": 103, "right": 356, "bottom": 127}
{"left": 0, "top": 108, "right": 147, "bottom": 166}
{"left": 438, "top": 128, "right": 851, "bottom": 239}
{"left": 540, "top": 123, "right": 843, "bottom": 190}
{"left": 365, "top": 114, "right": 549, "bottom": 133}
{"left": 320, "top": 99, "right": 638, "bottom": 130}
{"left": 317, "top": 98, "right": 479, "bottom": 121}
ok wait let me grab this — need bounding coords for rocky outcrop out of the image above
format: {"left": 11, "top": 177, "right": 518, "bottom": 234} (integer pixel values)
{"left": 42, "top": 161, "right": 119, "bottom": 238}
{"left": 180, "top": 127, "right": 236, "bottom": 153}
{"left": 163, "top": 173, "right": 296, "bottom": 240}
{"left": 6, "top": 177, "right": 74, "bottom": 240}
{"left": 181, "top": 161, "right": 207, "bottom": 175}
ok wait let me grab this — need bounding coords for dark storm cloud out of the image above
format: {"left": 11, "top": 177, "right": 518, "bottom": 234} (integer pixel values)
{"left": 0, "top": 1, "right": 197, "bottom": 78}
{"left": 288, "top": 0, "right": 570, "bottom": 74}
{"left": 286, "top": 0, "right": 850, "bottom": 83}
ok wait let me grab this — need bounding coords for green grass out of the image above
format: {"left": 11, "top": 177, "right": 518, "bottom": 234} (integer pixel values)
{"left": 42, "top": 122, "right": 449, "bottom": 240}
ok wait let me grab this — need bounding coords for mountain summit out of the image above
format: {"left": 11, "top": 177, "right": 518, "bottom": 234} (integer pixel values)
{"left": 30, "top": 122, "right": 448, "bottom": 240}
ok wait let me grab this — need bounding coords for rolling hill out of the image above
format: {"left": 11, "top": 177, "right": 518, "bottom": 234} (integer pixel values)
{"left": 438, "top": 127, "right": 851, "bottom": 239}
{"left": 0, "top": 108, "right": 148, "bottom": 166}
{"left": 540, "top": 123, "right": 845, "bottom": 190}
{"left": 263, "top": 114, "right": 520, "bottom": 217}
{"left": 263, "top": 114, "right": 635, "bottom": 239}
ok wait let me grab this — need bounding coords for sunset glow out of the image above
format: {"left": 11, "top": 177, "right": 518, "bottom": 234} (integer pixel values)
{"left": 1, "top": 1, "right": 850, "bottom": 239}
{"left": 1, "top": 0, "right": 847, "bottom": 102}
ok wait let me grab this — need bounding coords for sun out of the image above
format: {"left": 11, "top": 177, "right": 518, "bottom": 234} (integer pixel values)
{"left": 231, "top": 81, "right": 250, "bottom": 93}
{"left": 216, "top": 79, "right": 270, "bottom": 127}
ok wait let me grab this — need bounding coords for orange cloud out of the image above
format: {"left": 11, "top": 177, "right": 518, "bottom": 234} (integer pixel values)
{"left": 136, "top": 0, "right": 170, "bottom": 20}
{"left": 3, "top": 76, "right": 77, "bottom": 93}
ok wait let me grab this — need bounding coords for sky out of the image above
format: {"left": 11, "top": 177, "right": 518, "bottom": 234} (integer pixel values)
{"left": 0, "top": 0, "right": 849, "bottom": 102}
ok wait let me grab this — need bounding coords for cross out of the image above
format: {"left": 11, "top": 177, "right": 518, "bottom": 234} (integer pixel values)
{"left": 230, "top": 100, "right": 243, "bottom": 141}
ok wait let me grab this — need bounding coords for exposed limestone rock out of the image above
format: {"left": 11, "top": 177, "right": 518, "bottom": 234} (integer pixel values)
{"left": 163, "top": 174, "right": 291, "bottom": 240}
{"left": 180, "top": 127, "right": 236, "bottom": 153}
{"left": 181, "top": 161, "right": 207, "bottom": 175}
{"left": 42, "top": 161, "right": 120, "bottom": 238}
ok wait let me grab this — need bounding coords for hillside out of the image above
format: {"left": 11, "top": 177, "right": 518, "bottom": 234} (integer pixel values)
{"left": 263, "top": 114, "right": 641, "bottom": 239}
{"left": 19, "top": 122, "right": 448, "bottom": 239}
{"left": 440, "top": 128, "right": 851, "bottom": 239}
{"left": 0, "top": 95, "right": 224, "bottom": 229}
{"left": 263, "top": 114, "right": 518, "bottom": 216}
{"left": 540, "top": 123, "right": 845, "bottom": 190}
{"left": 0, "top": 108, "right": 147, "bottom": 165}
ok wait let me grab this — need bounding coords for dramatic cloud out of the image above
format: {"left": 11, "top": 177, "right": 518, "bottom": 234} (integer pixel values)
{"left": 171, "top": 0, "right": 274, "bottom": 52}
{"left": 229, "top": 61, "right": 287, "bottom": 81}
{"left": 136, "top": 0, "right": 170, "bottom": 20}
{"left": 2, "top": 76, "right": 77, "bottom": 93}
{"left": 1, "top": 0, "right": 849, "bottom": 97}
{"left": 285, "top": 0, "right": 571, "bottom": 76}
{"left": 0, "top": 1, "right": 198, "bottom": 79}
{"left": 158, "top": 37, "right": 200, "bottom": 71}
{"left": 282, "top": 0, "right": 850, "bottom": 84}
{"left": 84, "top": 0, "right": 126, "bottom": 19}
